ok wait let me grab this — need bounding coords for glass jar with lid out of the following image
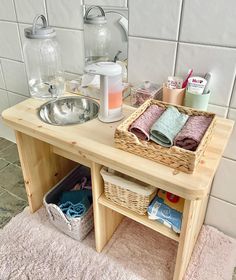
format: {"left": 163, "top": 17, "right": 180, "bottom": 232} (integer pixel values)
{"left": 84, "top": 6, "right": 111, "bottom": 65}
{"left": 23, "top": 15, "right": 65, "bottom": 99}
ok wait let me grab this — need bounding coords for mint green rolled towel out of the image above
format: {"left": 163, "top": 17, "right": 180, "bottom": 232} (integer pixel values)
{"left": 150, "top": 106, "right": 189, "bottom": 147}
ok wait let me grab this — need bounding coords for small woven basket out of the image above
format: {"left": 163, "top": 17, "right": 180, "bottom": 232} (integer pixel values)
{"left": 43, "top": 166, "right": 94, "bottom": 241}
{"left": 115, "top": 99, "right": 216, "bottom": 174}
{"left": 100, "top": 167, "right": 157, "bottom": 215}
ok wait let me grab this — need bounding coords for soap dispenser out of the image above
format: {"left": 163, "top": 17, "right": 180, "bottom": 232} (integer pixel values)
{"left": 85, "top": 62, "right": 123, "bottom": 123}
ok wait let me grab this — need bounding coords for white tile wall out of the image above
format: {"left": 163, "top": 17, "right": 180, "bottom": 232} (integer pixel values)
{"left": 0, "top": 0, "right": 16, "bottom": 21}
{"left": 175, "top": 43, "right": 236, "bottom": 107}
{"left": 128, "top": 37, "right": 177, "bottom": 83}
{"left": 1, "top": 59, "right": 29, "bottom": 96}
{"left": 180, "top": 0, "right": 236, "bottom": 48}
{"left": 55, "top": 28, "right": 85, "bottom": 74}
{"left": 207, "top": 104, "right": 228, "bottom": 118}
{"left": 0, "top": 61, "right": 5, "bottom": 89}
{"left": 14, "top": 0, "right": 47, "bottom": 24}
{"left": 84, "top": 0, "right": 127, "bottom": 7}
{"left": 224, "top": 109, "right": 236, "bottom": 160}
{"left": 129, "top": 0, "right": 182, "bottom": 40}
{"left": 211, "top": 158, "right": 236, "bottom": 204}
{"left": 0, "top": 21, "right": 22, "bottom": 61}
{"left": 230, "top": 81, "right": 236, "bottom": 109}
{"left": 18, "top": 23, "right": 31, "bottom": 49}
{"left": 46, "top": 0, "right": 84, "bottom": 29}
{"left": 0, "top": 89, "right": 9, "bottom": 114}
{"left": 205, "top": 196, "right": 236, "bottom": 238}
{"left": 0, "top": 117, "right": 15, "bottom": 141}
{"left": 7, "top": 91, "right": 28, "bottom": 107}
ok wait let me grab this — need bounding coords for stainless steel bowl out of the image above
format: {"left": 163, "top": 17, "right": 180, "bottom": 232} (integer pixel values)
{"left": 38, "top": 96, "right": 99, "bottom": 126}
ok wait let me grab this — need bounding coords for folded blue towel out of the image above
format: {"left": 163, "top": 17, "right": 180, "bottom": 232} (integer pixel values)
{"left": 59, "top": 189, "right": 92, "bottom": 218}
{"left": 59, "top": 201, "right": 88, "bottom": 218}
{"left": 150, "top": 106, "right": 189, "bottom": 147}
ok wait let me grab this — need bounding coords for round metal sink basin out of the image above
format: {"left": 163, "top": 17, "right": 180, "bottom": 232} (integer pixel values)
{"left": 38, "top": 96, "right": 99, "bottom": 126}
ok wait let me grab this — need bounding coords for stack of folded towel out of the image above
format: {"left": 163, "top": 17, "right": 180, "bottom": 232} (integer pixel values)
{"left": 59, "top": 176, "right": 92, "bottom": 219}
{"left": 129, "top": 105, "right": 212, "bottom": 151}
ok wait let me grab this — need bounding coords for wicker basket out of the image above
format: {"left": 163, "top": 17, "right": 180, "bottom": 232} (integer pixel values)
{"left": 43, "top": 165, "right": 94, "bottom": 241}
{"left": 115, "top": 99, "right": 216, "bottom": 174}
{"left": 100, "top": 167, "right": 157, "bottom": 215}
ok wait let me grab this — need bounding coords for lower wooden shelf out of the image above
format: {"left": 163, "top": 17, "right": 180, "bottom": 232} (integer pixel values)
{"left": 98, "top": 193, "right": 180, "bottom": 243}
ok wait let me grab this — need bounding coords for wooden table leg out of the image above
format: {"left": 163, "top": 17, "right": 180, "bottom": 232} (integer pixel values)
{"left": 15, "top": 131, "right": 76, "bottom": 213}
{"left": 91, "top": 162, "right": 123, "bottom": 252}
{"left": 173, "top": 195, "right": 209, "bottom": 280}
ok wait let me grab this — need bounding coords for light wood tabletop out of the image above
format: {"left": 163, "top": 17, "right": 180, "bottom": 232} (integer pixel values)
{"left": 2, "top": 94, "right": 234, "bottom": 200}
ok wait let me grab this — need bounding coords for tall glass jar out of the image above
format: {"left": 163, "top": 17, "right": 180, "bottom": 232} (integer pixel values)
{"left": 23, "top": 15, "right": 65, "bottom": 99}
{"left": 84, "top": 6, "right": 111, "bottom": 65}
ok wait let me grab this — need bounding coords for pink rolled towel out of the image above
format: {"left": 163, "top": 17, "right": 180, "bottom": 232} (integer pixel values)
{"left": 129, "top": 105, "right": 165, "bottom": 140}
{"left": 174, "top": 115, "right": 213, "bottom": 151}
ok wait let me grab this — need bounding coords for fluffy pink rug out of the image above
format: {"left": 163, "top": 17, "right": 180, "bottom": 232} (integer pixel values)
{"left": 0, "top": 207, "right": 235, "bottom": 280}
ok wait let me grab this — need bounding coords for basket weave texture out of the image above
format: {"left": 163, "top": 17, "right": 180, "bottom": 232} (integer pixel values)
{"left": 43, "top": 166, "right": 94, "bottom": 241}
{"left": 115, "top": 99, "right": 216, "bottom": 174}
{"left": 101, "top": 167, "right": 157, "bottom": 215}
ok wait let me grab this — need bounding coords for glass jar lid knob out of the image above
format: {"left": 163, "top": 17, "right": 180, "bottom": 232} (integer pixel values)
{"left": 84, "top": 5, "right": 107, "bottom": 25}
{"left": 24, "top": 14, "right": 56, "bottom": 39}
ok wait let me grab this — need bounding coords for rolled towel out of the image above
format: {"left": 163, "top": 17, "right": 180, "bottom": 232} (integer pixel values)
{"left": 150, "top": 106, "right": 189, "bottom": 147}
{"left": 174, "top": 115, "right": 213, "bottom": 151}
{"left": 129, "top": 105, "right": 165, "bottom": 140}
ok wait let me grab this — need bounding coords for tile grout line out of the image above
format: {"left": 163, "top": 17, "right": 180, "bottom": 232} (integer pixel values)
{"left": 0, "top": 56, "right": 24, "bottom": 63}
{"left": 173, "top": 0, "right": 184, "bottom": 75}
{"left": 12, "top": 0, "right": 24, "bottom": 63}
{"left": 0, "top": 19, "right": 84, "bottom": 32}
{"left": 0, "top": 142, "right": 15, "bottom": 153}
{"left": 128, "top": 35, "right": 236, "bottom": 50}
{"left": 227, "top": 72, "right": 236, "bottom": 115}
{"left": 44, "top": 0, "right": 49, "bottom": 24}
{"left": 222, "top": 155, "right": 236, "bottom": 162}
{"left": 0, "top": 186, "right": 27, "bottom": 203}
{"left": 0, "top": 59, "right": 10, "bottom": 108}
{"left": 0, "top": 88, "right": 30, "bottom": 99}
{"left": 210, "top": 194, "right": 236, "bottom": 207}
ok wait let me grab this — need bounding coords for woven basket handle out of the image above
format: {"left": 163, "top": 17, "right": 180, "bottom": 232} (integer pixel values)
{"left": 47, "top": 204, "right": 72, "bottom": 231}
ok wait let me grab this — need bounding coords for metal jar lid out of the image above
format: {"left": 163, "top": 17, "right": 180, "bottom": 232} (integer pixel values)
{"left": 24, "top": 14, "right": 56, "bottom": 39}
{"left": 84, "top": 5, "right": 107, "bottom": 25}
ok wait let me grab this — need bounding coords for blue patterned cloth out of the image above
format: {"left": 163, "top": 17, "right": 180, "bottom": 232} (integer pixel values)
{"left": 59, "top": 189, "right": 92, "bottom": 218}
{"left": 59, "top": 201, "right": 87, "bottom": 218}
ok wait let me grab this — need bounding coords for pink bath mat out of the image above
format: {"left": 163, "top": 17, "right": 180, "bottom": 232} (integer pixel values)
{"left": 184, "top": 225, "right": 236, "bottom": 280}
{"left": 0, "top": 207, "right": 235, "bottom": 280}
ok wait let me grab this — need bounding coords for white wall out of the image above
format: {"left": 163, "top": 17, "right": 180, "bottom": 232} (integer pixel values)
{"left": 0, "top": 0, "right": 235, "bottom": 237}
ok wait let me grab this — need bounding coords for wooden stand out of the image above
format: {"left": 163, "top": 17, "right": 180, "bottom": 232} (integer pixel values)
{"left": 2, "top": 96, "right": 234, "bottom": 280}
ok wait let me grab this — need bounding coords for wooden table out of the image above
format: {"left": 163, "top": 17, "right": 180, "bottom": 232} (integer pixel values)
{"left": 2, "top": 95, "right": 234, "bottom": 280}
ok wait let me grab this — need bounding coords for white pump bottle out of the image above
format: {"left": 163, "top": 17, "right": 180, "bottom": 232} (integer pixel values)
{"left": 85, "top": 62, "right": 123, "bottom": 123}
